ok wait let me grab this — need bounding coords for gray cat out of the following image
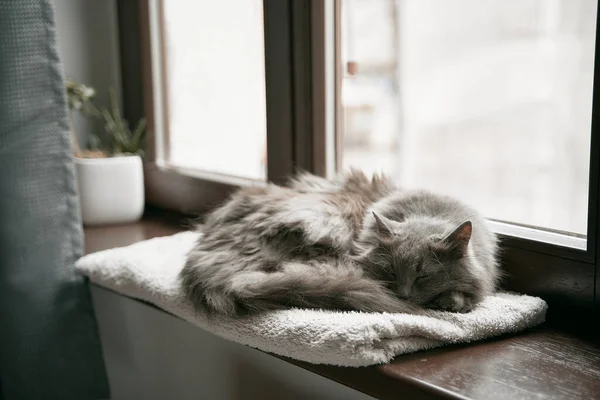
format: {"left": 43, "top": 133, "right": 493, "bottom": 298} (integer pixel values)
{"left": 180, "top": 171, "right": 499, "bottom": 317}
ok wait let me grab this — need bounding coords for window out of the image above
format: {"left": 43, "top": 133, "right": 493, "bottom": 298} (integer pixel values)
{"left": 159, "top": 0, "right": 267, "bottom": 181}
{"left": 339, "top": 0, "right": 597, "bottom": 246}
{"left": 119, "top": 0, "right": 600, "bottom": 310}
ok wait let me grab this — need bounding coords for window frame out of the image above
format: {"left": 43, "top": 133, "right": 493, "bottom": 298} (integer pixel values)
{"left": 117, "top": 0, "right": 600, "bottom": 313}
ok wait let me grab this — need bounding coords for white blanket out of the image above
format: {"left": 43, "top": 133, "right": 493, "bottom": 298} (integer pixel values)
{"left": 76, "top": 231, "right": 547, "bottom": 367}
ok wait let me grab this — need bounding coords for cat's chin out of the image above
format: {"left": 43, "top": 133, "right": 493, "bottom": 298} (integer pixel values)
{"left": 428, "top": 291, "right": 475, "bottom": 313}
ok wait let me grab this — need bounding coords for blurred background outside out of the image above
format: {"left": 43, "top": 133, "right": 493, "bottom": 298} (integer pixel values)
{"left": 163, "top": 0, "right": 597, "bottom": 235}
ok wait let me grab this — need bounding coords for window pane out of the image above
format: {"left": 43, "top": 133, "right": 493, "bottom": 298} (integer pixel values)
{"left": 162, "top": 0, "right": 267, "bottom": 180}
{"left": 340, "top": 0, "right": 597, "bottom": 236}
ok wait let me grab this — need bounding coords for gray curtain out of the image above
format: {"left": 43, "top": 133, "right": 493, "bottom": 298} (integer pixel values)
{"left": 0, "top": 1, "right": 109, "bottom": 399}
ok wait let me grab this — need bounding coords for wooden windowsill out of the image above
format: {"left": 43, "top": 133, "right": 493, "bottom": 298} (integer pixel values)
{"left": 83, "top": 208, "right": 600, "bottom": 400}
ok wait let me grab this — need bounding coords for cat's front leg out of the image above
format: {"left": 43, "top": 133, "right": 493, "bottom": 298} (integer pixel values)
{"left": 430, "top": 291, "right": 475, "bottom": 313}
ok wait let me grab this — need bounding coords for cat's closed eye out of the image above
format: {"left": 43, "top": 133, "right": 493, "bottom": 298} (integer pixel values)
{"left": 414, "top": 260, "right": 425, "bottom": 273}
{"left": 414, "top": 262, "right": 429, "bottom": 282}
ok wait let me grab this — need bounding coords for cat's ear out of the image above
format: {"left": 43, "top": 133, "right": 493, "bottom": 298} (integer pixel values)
{"left": 372, "top": 212, "right": 394, "bottom": 237}
{"left": 441, "top": 221, "right": 472, "bottom": 257}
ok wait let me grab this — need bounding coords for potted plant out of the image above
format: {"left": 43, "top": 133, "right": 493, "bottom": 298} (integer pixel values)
{"left": 67, "top": 78, "right": 147, "bottom": 226}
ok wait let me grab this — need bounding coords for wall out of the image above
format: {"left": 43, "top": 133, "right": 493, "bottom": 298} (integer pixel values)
{"left": 53, "top": 0, "right": 122, "bottom": 149}
{"left": 92, "top": 286, "right": 374, "bottom": 400}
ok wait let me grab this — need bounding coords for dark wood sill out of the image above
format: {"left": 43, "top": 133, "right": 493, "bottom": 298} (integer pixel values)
{"left": 84, "top": 209, "right": 600, "bottom": 400}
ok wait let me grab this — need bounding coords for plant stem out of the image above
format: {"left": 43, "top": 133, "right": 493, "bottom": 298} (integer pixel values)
{"left": 69, "top": 112, "right": 82, "bottom": 157}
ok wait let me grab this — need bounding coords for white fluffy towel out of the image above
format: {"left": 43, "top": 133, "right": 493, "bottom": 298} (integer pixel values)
{"left": 76, "top": 231, "right": 547, "bottom": 367}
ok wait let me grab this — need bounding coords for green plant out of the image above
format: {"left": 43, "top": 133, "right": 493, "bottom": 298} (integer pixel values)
{"left": 66, "top": 78, "right": 97, "bottom": 116}
{"left": 64, "top": 78, "right": 147, "bottom": 158}
{"left": 100, "top": 88, "right": 147, "bottom": 156}
{"left": 65, "top": 78, "right": 97, "bottom": 155}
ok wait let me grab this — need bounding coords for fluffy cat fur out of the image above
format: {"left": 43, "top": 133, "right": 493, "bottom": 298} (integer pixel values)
{"left": 181, "top": 171, "right": 499, "bottom": 317}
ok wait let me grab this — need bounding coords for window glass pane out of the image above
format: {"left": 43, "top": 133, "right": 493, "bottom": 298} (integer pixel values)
{"left": 163, "top": 0, "right": 267, "bottom": 180}
{"left": 340, "top": 0, "right": 597, "bottom": 236}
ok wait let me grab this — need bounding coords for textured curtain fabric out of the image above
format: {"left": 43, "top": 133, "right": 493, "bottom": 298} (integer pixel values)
{"left": 0, "top": 1, "right": 109, "bottom": 399}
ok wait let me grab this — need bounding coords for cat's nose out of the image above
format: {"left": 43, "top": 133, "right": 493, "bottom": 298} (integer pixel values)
{"left": 396, "top": 285, "right": 411, "bottom": 299}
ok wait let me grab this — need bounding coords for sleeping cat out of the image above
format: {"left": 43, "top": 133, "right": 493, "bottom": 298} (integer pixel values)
{"left": 180, "top": 171, "right": 499, "bottom": 317}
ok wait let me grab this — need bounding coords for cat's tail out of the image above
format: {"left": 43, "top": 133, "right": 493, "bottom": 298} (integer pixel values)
{"left": 182, "top": 259, "right": 422, "bottom": 317}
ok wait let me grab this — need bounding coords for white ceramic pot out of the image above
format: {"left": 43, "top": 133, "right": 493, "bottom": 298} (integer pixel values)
{"left": 75, "top": 155, "right": 145, "bottom": 226}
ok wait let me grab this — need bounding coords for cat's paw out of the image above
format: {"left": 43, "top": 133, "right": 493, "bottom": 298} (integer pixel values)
{"left": 430, "top": 291, "right": 475, "bottom": 313}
